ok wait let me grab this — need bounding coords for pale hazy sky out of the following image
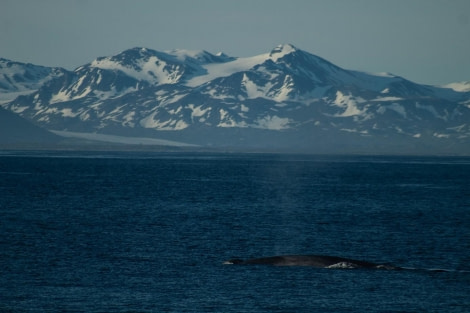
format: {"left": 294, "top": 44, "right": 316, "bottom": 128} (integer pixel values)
{"left": 1, "top": 0, "right": 469, "bottom": 85}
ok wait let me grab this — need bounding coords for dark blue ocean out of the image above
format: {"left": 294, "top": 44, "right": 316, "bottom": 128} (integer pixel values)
{"left": 1, "top": 151, "right": 469, "bottom": 312}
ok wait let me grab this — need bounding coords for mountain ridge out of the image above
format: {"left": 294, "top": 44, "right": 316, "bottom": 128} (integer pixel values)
{"left": 1, "top": 44, "right": 469, "bottom": 154}
{"left": 0, "top": 58, "right": 67, "bottom": 104}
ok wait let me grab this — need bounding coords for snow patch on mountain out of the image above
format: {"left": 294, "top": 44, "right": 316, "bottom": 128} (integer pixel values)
{"left": 415, "top": 102, "right": 446, "bottom": 120}
{"left": 94, "top": 86, "right": 135, "bottom": 100}
{"left": 90, "top": 56, "right": 182, "bottom": 84}
{"left": 51, "top": 84, "right": 138, "bottom": 104}
{"left": 340, "top": 128, "right": 369, "bottom": 135}
{"left": 218, "top": 109, "right": 247, "bottom": 128}
{"left": 140, "top": 112, "right": 189, "bottom": 130}
{"left": 187, "top": 104, "right": 211, "bottom": 122}
{"left": 255, "top": 115, "right": 291, "bottom": 130}
{"left": 155, "top": 90, "right": 188, "bottom": 106}
{"left": 274, "top": 75, "right": 295, "bottom": 101}
{"left": 377, "top": 103, "right": 407, "bottom": 118}
{"left": 372, "top": 96, "right": 403, "bottom": 101}
{"left": 241, "top": 73, "right": 277, "bottom": 99}
{"left": 443, "top": 81, "right": 470, "bottom": 92}
{"left": 333, "top": 91, "right": 367, "bottom": 117}
{"left": 185, "top": 53, "right": 270, "bottom": 87}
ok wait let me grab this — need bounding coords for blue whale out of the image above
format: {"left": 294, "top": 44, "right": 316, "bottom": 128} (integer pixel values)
{"left": 224, "top": 254, "right": 398, "bottom": 270}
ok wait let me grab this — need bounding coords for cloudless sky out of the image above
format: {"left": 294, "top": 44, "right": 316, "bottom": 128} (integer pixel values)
{"left": 1, "top": 0, "right": 469, "bottom": 85}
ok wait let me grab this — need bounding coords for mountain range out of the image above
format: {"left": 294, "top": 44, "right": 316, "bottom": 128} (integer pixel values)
{"left": 1, "top": 44, "right": 469, "bottom": 154}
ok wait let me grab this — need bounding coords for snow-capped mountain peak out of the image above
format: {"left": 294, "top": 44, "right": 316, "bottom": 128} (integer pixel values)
{"left": 165, "top": 49, "right": 234, "bottom": 64}
{"left": 269, "top": 44, "right": 298, "bottom": 61}
{"left": 88, "top": 47, "right": 193, "bottom": 85}
{"left": 0, "top": 58, "right": 66, "bottom": 104}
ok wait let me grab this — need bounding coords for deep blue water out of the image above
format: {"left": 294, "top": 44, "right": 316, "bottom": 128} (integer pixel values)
{"left": 1, "top": 151, "right": 469, "bottom": 312}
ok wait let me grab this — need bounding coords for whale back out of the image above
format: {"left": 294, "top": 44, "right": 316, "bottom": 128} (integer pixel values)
{"left": 224, "top": 254, "right": 396, "bottom": 269}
